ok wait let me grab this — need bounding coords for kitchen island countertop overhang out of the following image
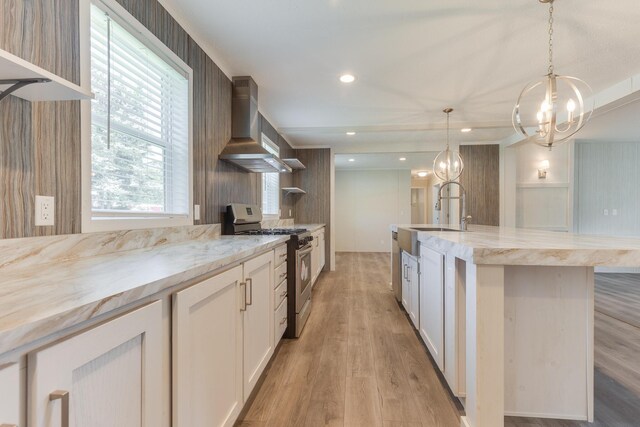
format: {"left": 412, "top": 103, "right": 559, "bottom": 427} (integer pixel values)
{"left": 392, "top": 224, "right": 640, "bottom": 267}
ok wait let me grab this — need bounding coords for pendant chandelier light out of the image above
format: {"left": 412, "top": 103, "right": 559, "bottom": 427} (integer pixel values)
{"left": 433, "top": 108, "right": 464, "bottom": 182}
{"left": 512, "top": 0, "right": 593, "bottom": 149}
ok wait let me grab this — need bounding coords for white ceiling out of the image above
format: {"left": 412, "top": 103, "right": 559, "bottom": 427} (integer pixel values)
{"left": 335, "top": 152, "right": 436, "bottom": 173}
{"left": 160, "top": 0, "right": 640, "bottom": 151}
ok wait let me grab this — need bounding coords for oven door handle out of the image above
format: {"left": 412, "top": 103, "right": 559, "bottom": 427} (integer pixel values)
{"left": 297, "top": 246, "right": 313, "bottom": 257}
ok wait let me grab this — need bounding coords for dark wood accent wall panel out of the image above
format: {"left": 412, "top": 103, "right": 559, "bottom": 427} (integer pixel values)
{"left": 294, "top": 149, "right": 331, "bottom": 270}
{"left": 459, "top": 144, "right": 500, "bottom": 226}
{"left": 0, "top": 0, "right": 80, "bottom": 238}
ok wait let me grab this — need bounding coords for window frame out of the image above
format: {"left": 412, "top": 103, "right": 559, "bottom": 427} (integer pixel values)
{"left": 261, "top": 134, "right": 281, "bottom": 219}
{"left": 80, "top": 0, "right": 194, "bottom": 233}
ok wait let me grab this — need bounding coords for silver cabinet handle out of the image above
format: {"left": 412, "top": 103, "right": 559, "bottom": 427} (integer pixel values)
{"left": 280, "top": 290, "right": 287, "bottom": 298}
{"left": 50, "top": 390, "right": 69, "bottom": 427}
{"left": 246, "top": 278, "right": 253, "bottom": 306}
{"left": 280, "top": 317, "right": 287, "bottom": 325}
{"left": 279, "top": 272, "right": 287, "bottom": 279}
{"left": 279, "top": 253, "right": 287, "bottom": 258}
{"left": 240, "top": 282, "right": 247, "bottom": 311}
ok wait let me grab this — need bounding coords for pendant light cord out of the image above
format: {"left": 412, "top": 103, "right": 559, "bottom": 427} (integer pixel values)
{"left": 446, "top": 110, "right": 450, "bottom": 149}
{"left": 548, "top": 1, "right": 554, "bottom": 75}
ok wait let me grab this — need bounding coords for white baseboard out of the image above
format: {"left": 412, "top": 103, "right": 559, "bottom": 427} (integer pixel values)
{"left": 460, "top": 416, "right": 472, "bottom": 427}
{"left": 504, "top": 411, "right": 588, "bottom": 421}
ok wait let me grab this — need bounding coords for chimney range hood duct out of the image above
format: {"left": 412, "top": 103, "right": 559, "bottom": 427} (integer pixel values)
{"left": 219, "top": 76, "right": 292, "bottom": 173}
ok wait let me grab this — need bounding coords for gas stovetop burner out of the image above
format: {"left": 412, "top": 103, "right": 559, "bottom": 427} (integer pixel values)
{"left": 243, "top": 228, "right": 308, "bottom": 236}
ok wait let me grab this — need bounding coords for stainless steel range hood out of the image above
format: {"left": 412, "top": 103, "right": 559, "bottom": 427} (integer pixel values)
{"left": 219, "top": 76, "right": 292, "bottom": 173}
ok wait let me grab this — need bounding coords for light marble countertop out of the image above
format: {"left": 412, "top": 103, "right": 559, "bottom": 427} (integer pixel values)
{"left": 392, "top": 224, "right": 640, "bottom": 267}
{"left": 0, "top": 235, "right": 288, "bottom": 356}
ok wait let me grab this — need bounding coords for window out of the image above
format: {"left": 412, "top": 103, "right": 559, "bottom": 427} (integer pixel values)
{"left": 84, "top": 0, "right": 192, "bottom": 231}
{"left": 262, "top": 135, "right": 280, "bottom": 217}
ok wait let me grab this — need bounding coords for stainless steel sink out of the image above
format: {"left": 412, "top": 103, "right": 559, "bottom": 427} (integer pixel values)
{"left": 410, "top": 227, "right": 462, "bottom": 232}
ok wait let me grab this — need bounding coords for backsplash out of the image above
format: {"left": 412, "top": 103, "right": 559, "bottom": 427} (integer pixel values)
{"left": 261, "top": 218, "right": 295, "bottom": 229}
{"left": 0, "top": 224, "right": 220, "bottom": 272}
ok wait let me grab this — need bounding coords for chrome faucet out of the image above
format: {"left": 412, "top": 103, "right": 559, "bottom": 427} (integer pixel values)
{"left": 437, "top": 181, "right": 472, "bottom": 231}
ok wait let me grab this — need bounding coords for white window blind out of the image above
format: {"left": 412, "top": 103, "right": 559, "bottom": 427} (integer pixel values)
{"left": 262, "top": 135, "right": 280, "bottom": 216}
{"left": 90, "top": 3, "right": 189, "bottom": 217}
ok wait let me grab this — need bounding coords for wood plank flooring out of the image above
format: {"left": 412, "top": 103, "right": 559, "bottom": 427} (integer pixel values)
{"left": 237, "top": 254, "right": 640, "bottom": 427}
{"left": 236, "top": 252, "right": 460, "bottom": 427}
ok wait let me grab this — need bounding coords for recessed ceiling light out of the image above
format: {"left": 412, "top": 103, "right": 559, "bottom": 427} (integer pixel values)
{"left": 348, "top": 158, "right": 355, "bottom": 162}
{"left": 461, "top": 128, "right": 472, "bottom": 133}
{"left": 399, "top": 157, "right": 406, "bottom": 161}
{"left": 417, "top": 171, "right": 428, "bottom": 177}
{"left": 340, "top": 74, "right": 356, "bottom": 83}
{"left": 346, "top": 131, "right": 356, "bottom": 136}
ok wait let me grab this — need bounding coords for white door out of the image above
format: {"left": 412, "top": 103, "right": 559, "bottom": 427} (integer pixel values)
{"left": 401, "top": 251, "right": 410, "bottom": 312}
{"left": 0, "top": 362, "right": 21, "bottom": 426}
{"left": 28, "top": 301, "right": 163, "bottom": 427}
{"left": 173, "top": 266, "right": 244, "bottom": 427}
{"left": 409, "top": 255, "right": 420, "bottom": 329}
{"left": 419, "top": 246, "right": 445, "bottom": 370}
{"left": 243, "top": 251, "right": 275, "bottom": 401}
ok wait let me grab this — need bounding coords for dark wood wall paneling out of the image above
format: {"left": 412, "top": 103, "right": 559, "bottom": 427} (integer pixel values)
{"left": 294, "top": 149, "right": 331, "bottom": 271}
{"left": 259, "top": 114, "right": 296, "bottom": 219}
{"left": 459, "top": 144, "right": 500, "bottom": 226}
{"left": 1, "top": 0, "right": 320, "bottom": 239}
{"left": 0, "top": 0, "right": 81, "bottom": 238}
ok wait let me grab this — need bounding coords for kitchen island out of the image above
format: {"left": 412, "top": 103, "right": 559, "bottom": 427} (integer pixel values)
{"left": 391, "top": 224, "right": 640, "bottom": 427}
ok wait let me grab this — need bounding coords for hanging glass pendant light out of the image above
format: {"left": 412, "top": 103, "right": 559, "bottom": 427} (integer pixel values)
{"left": 433, "top": 108, "right": 464, "bottom": 181}
{"left": 513, "top": 0, "right": 593, "bottom": 149}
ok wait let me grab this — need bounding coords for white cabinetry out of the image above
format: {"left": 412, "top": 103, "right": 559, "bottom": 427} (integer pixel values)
{"left": 311, "top": 228, "right": 325, "bottom": 286}
{"left": 419, "top": 245, "right": 445, "bottom": 371}
{"left": 28, "top": 301, "right": 163, "bottom": 427}
{"left": 401, "top": 251, "right": 420, "bottom": 329}
{"left": 242, "top": 252, "right": 275, "bottom": 401}
{"left": 173, "top": 266, "right": 244, "bottom": 427}
{"left": 402, "top": 251, "right": 410, "bottom": 311}
{"left": 274, "top": 244, "right": 288, "bottom": 348}
{"left": 0, "top": 362, "right": 21, "bottom": 427}
{"left": 408, "top": 254, "right": 420, "bottom": 329}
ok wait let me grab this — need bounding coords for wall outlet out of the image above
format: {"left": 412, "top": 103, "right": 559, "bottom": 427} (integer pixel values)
{"left": 612, "top": 209, "right": 618, "bottom": 216}
{"left": 603, "top": 209, "right": 609, "bottom": 216}
{"left": 194, "top": 204, "right": 201, "bottom": 221}
{"left": 289, "top": 209, "right": 292, "bottom": 217}
{"left": 35, "top": 195, "right": 55, "bottom": 226}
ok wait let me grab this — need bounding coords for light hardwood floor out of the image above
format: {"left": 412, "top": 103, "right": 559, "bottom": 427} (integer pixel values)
{"left": 237, "top": 254, "right": 640, "bottom": 427}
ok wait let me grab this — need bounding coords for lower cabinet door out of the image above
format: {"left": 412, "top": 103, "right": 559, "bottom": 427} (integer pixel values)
{"left": 409, "top": 255, "right": 420, "bottom": 329}
{"left": 28, "top": 301, "right": 163, "bottom": 427}
{"left": 0, "top": 362, "right": 21, "bottom": 426}
{"left": 419, "top": 246, "right": 445, "bottom": 371}
{"left": 274, "top": 297, "right": 288, "bottom": 347}
{"left": 243, "top": 252, "right": 275, "bottom": 401}
{"left": 173, "top": 265, "right": 244, "bottom": 427}
{"left": 401, "top": 252, "right": 410, "bottom": 311}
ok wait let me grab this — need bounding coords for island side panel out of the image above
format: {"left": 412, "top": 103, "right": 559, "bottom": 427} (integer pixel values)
{"left": 462, "top": 264, "right": 505, "bottom": 427}
{"left": 504, "top": 266, "right": 594, "bottom": 421}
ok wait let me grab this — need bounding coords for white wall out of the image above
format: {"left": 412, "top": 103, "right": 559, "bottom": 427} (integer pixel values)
{"left": 335, "top": 170, "right": 411, "bottom": 252}
{"left": 503, "top": 141, "right": 573, "bottom": 231}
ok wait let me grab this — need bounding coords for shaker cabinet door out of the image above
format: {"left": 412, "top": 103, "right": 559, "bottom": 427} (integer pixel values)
{"left": 173, "top": 265, "right": 244, "bottom": 427}
{"left": 28, "top": 301, "right": 163, "bottom": 427}
{"left": 243, "top": 251, "right": 275, "bottom": 401}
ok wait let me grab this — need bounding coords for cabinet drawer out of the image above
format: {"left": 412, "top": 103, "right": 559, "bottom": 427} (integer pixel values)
{"left": 274, "top": 279, "right": 287, "bottom": 309}
{"left": 275, "top": 298, "right": 288, "bottom": 346}
{"left": 275, "top": 244, "right": 288, "bottom": 266}
{"left": 274, "top": 261, "right": 287, "bottom": 287}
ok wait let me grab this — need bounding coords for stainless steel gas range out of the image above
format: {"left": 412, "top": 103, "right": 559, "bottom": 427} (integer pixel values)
{"left": 224, "top": 203, "right": 313, "bottom": 338}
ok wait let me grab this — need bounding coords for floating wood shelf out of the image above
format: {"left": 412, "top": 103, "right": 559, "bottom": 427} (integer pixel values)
{"left": 282, "top": 158, "right": 306, "bottom": 169}
{"left": 282, "top": 187, "right": 306, "bottom": 195}
{"left": 0, "top": 48, "right": 92, "bottom": 102}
